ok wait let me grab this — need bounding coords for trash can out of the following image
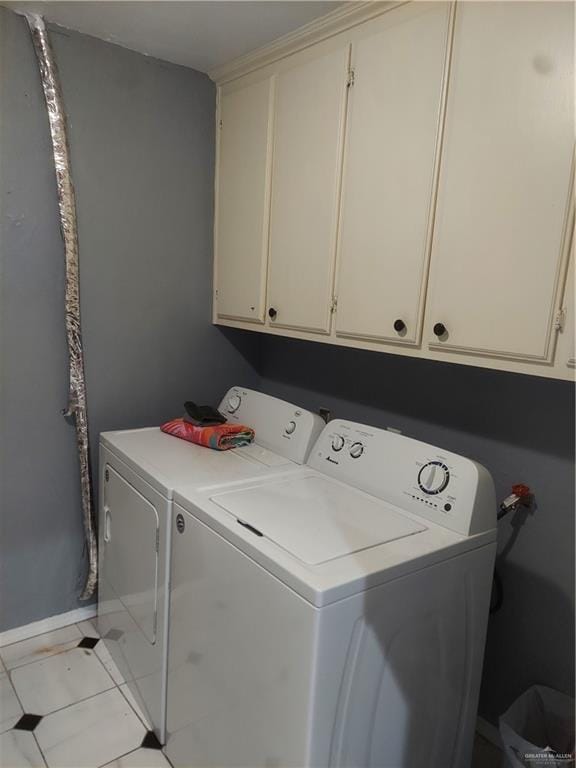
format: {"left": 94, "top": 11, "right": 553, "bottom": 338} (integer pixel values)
{"left": 499, "top": 685, "right": 574, "bottom": 767}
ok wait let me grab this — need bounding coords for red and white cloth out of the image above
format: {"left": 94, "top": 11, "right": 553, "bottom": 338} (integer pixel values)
{"left": 160, "top": 418, "right": 255, "bottom": 451}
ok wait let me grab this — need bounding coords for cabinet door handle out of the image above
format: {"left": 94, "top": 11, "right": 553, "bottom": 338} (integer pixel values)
{"left": 268, "top": 307, "right": 277, "bottom": 320}
{"left": 433, "top": 322, "right": 447, "bottom": 338}
{"left": 393, "top": 319, "right": 406, "bottom": 333}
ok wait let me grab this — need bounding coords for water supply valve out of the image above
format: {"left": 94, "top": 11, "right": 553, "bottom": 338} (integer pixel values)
{"left": 498, "top": 483, "right": 532, "bottom": 519}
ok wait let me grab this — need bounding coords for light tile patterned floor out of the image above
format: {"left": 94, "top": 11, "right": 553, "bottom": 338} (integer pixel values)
{"left": 0, "top": 619, "right": 503, "bottom": 768}
{"left": 0, "top": 619, "right": 171, "bottom": 768}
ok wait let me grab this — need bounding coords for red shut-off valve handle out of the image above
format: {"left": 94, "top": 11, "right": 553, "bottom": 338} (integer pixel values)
{"left": 511, "top": 484, "right": 531, "bottom": 501}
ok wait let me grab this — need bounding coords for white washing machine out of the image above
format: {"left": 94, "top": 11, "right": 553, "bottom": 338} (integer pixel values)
{"left": 167, "top": 420, "right": 497, "bottom": 768}
{"left": 97, "top": 387, "right": 324, "bottom": 743}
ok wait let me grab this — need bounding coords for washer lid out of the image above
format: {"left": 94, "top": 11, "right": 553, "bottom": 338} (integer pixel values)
{"left": 210, "top": 475, "right": 426, "bottom": 565}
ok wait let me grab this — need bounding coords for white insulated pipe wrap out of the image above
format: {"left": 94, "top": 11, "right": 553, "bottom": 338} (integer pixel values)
{"left": 26, "top": 14, "right": 97, "bottom": 600}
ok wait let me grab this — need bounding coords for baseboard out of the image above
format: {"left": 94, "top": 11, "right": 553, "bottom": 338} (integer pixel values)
{"left": 0, "top": 604, "right": 97, "bottom": 648}
{"left": 477, "top": 715, "right": 502, "bottom": 749}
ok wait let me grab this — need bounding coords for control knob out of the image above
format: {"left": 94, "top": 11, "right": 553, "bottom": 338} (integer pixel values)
{"left": 331, "top": 435, "right": 345, "bottom": 452}
{"left": 418, "top": 461, "right": 450, "bottom": 495}
{"left": 226, "top": 394, "right": 242, "bottom": 413}
{"left": 350, "top": 442, "right": 364, "bottom": 459}
{"left": 285, "top": 421, "right": 296, "bottom": 435}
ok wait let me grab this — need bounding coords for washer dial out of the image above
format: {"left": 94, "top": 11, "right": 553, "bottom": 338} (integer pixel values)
{"left": 349, "top": 442, "right": 364, "bottom": 459}
{"left": 285, "top": 420, "right": 296, "bottom": 435}
{"left": 226, "top": 394, "right": 242, "bottom": 413}
{"left": 418, "top": 461, "right": 450, "bottom": 495}
{"left": 331, "top": 435, "right": 345, "bottom": 452}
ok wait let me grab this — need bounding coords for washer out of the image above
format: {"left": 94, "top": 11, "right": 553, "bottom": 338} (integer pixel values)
{"left": 97, "top": 387, "right": 324, "bottom": 743}
{"left": 167, "top": 420, "right": 497, "bottom": 768}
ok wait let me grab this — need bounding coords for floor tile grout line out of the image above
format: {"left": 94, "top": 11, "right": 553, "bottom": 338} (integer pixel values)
{"left": 13, "top": 672, "right": 117, "bottom": 721}
{"left": 0, "top": 623, "right": 82, "bottom": 653}
{"left": 41, "top": 685, "right": 148, "bottom": 768}
{"left": 116, "top": 683, "right": 150, "bottom": 730}
{"left": 6, "top": 642, "right": 116, "bottom": 715}
{"left": 4, "top": 651, "right": 136, "bottom": 741}
{"left": 4, "top": 679, "right": 164, "bottom": 768}
{"left": 7, "top": 687, "right": 149, "bottom": 768}
{"left": 0, "top": 621, "right": 85, "bottom": 651}
{"left": 3, "top": 664, "right": 27, "bottom": 721}
{"left": 0, "top": 726, "right": 49, "bottom": 768}
{"left": 3, "top": 619, "right": 163, "bottom": 764}
{"left": 96, "top": 744, "right": 141, "bottom": 768}
{"left": 95, "top": 743, "right": 175, "bottom": 768}
{"left": 1, "top": 619, "right": 152, "bottom": 767}
{"left": 75, "top": 620, "right": 100, "bottom": 637}
{"left": 0, "top": 640, "right": 84, "bottom": 673}
{"left": 4, "top": 620, "right": 124, "bottom": 718}
{"left": 94, "top": 645, "right": 126, "bottom": 691}
{"left": 74, "top": 620, "right": 129, "bottom": 696}
{"left": 0, "top": 624, "right": 86, "bottom": 672}
{"left": 88, "top": 631, "right": 154, "bottom": 732}
{"left": 32, "top": 729, "right": 49, "bottom": 767}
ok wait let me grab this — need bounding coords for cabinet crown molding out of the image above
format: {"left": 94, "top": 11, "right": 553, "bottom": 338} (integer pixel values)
{"left": 209, "top": 1, "right": 403, "bottom": 84}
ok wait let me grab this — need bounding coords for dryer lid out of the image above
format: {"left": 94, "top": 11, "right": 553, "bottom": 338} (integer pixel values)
{"left": 239, "top": 443, "right": 293, "bottom": 467}
{"left": 210, "top": 475, "right": 426, "bottom": 565}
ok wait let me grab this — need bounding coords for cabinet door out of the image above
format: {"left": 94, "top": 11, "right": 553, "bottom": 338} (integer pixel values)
{"left": 335, "top": 3, "right": 450, "bottom": 345}
{"left": 426, "top": 1, "right": 574, "bottom": 361}
{"left": 267, "top": 46, "right": 349, "bottom": 334}
{"left": 214, "top": 77, "right": 273, "bottom": 323}
{"left": 556, "top": 246, "right": 575, "bottom": 372}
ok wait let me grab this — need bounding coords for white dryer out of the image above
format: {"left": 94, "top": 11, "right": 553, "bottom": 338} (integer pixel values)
{"left": 167, "top": 420, "right": 497, "bottom": 768}
{"left": 97, "top": 387, "right": 323, "bottom": 743}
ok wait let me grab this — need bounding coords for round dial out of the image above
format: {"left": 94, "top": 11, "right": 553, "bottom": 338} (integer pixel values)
{"left": 418, "top": 461, "right": 450, "bottom": 495}
{"left": 226, "top": 394, "right": 241, "bottom": 413}
{"left": 349, "top": 442, "right": 364, "bottom": 459}
{"left": 285, "top": 420, "right": 296, "bottom": 435}
{"left": 331, "top": 435, "right": 345, "bottom": 452}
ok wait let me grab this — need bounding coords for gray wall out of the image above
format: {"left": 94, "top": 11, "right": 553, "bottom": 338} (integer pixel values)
{"left": 0, "top": 9, "right": 259, "bottom": 632}
{"left": 257, "top": 335, "right": 575, "bottom": 723}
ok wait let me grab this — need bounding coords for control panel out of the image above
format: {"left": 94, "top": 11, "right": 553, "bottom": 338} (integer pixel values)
{"left": 219, "top": 388, "right": 324, "bottom": 465}
{"left": 309, "top": 420, "right": 496, "bottom": 536}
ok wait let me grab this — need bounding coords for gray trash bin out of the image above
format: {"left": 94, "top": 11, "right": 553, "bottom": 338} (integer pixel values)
{"left": 499, "top": 685, "right": 574, "bottom": 767}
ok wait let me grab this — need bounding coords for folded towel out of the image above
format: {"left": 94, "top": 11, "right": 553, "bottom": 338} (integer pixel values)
{"left": 160, "top": 418, "right": 255, "bottom": 451}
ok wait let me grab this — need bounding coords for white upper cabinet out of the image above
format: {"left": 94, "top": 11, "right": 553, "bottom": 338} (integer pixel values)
{"left": 211, "top": 1, "right": 574, "bottom": 380}
{"left": 426, "top": 1, "right": 574, "bottom": 361}
{"left": 556, "top": 246, "right": 575, "bottom": 372}
{"left": 266, "top": 45, "right": 350, "bottom": 334}
{"left": 214, "top": 77, "right": 273, "bottom": 323}
{"left": 335, "top": 3, "right": 451, "bottom": 345}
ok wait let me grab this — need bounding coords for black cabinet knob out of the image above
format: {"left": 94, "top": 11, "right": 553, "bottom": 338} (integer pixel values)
{"left": 393, "top": 319, "right": 406, "bottom": 333}
{"left": 433, "top": 322, "right": 447, "bottom": 337}
{"left": 268, "top": 307, "right": 277, "bottom": 320}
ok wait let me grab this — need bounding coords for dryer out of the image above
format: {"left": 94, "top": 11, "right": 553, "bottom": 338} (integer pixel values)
{"left": 167, "top": 420, "right": 497, "bottom": 768}
{"left": 97, "top": 387, "right": 323, "bottom": 743}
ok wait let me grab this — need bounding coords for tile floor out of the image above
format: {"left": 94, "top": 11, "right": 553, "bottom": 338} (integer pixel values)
{"left": 0, "top": 618, "right": 503, "bottom": 768}
{"left": 0, "top": 619, "right": 170, "bottom": 768}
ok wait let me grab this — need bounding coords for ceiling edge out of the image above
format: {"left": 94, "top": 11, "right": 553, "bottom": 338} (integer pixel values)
{"left": 208, "top": 0, "right": 404, "bottom": 84}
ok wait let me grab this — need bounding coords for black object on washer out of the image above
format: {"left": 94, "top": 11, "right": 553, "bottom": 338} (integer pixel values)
{"left": 183, "top": 401, "right": 227, "bottom": 426}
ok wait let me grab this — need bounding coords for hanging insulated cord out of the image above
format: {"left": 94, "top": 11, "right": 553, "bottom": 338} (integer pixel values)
{"left": 490, "top": 484, "right": 532, "bottom": 615}
{"left": 26, "top": 15, "right": 97, "bottom": 600}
